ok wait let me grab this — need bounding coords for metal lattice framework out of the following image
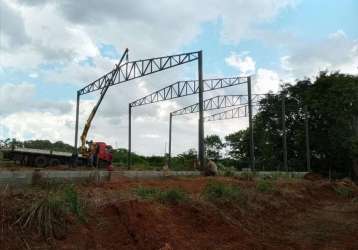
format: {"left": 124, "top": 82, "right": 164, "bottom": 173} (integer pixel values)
{"left": 171, "top": 94, "right": 266, "bottom": 116}
{"left": 205, "top": 105, "right": 248, "bottom": 121}
{"left": 204, "top": 103, "right": 262, "bottom": 121}
{"left": 78, "top": 51, "right": 200, "bottom": 95}
{"left": 130, "top": 77, "right": 248, "bottom": 107}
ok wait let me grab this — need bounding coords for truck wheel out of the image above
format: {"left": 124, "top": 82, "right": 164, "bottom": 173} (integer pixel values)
{"left": 49, "top": 158, "right": 61, "bottom": 167}
{"left": 34, "top": 156, "right": 48, "bottom": 168}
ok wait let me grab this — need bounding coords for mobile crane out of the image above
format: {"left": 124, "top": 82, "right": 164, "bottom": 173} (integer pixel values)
{"left": 78, "top": 48, "right": 129, "bottom": 168}
{"left": 1, "top": 49, "right": 129, "bottom": 168}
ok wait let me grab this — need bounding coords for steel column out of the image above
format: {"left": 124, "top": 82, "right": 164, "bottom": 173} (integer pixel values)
{"left": 247, "top": 77, "right": 255, "bottom": 171}
{"left": 282, "top": 93, "right": 288, "bottom": 172}
{"left": 197, "top": 51, "right": 205, "bottom": 170}
{"left": 74, "top": 91, "right": 80, "bottom": 155}
{"left": 128, "top": 104, "right": 132, "bottom": 169}
{"left": 304, "top": 105, "right": 311, "bottom": 171}
{"left": 168, "top": 113, "right": 173, "bottom": 168}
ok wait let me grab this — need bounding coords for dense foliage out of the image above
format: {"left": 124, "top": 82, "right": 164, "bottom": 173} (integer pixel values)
{"left": 225, "top": 72, "right": 358, "bottom": 177}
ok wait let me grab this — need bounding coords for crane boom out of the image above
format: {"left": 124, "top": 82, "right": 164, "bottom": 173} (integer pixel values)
{"left": 80, "top": 48, "right": 129, "bottom": 154}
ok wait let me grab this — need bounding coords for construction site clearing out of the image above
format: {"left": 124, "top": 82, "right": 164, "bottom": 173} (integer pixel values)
{"left": 0, "top": 172, "right": 357, "bottom": 250}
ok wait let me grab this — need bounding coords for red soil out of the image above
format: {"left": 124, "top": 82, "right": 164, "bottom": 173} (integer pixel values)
{"left": 1, "top": 176, "right": 358, "bottom": 250}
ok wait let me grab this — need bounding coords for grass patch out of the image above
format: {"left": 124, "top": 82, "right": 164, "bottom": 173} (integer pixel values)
{"left": 223, "top": 169, "right": 235, "bottom": 177}
{"left": 256, "top": 179, "right": 276, "bottom": 193}
{"left": 134, "top": 186, "right": 161, "bottom": 199}
{"left": 133, "top": 186, "right": 188, "bottom": 204}
{"left": 157, "top": 189, "right": 188, "bottom": 204}
{"left": 202, "top": 181, "right": 247, "bottom": 205}
{"left": 63, "top": 185, "right": 87, "bottom": 222}
{"left": 334, "top": 186, "right": 353, "bottom": 198}
{"left": 15, "top": 184, "right": 86, "bottom": 239}
{"left": 240, "top": 171, "right": 256, "bottom": 180}
{"left": 15, "top": 191, "right": 67, "bottom": 239}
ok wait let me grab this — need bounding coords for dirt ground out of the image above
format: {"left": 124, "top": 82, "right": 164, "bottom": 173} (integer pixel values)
{"left": 1, "top": 176, "right": 358, "bottom": 250}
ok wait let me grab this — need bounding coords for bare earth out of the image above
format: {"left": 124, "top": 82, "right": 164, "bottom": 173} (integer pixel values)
{"left": 1, "top": 175, "right": 358, "bottom": 250}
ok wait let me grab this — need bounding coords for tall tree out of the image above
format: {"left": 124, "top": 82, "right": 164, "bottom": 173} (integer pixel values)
{"left": 204, "top": 134, "right": 224, "bottom": 160}
{"left": 225, "top": 72, "right": 358, "bottom": 177}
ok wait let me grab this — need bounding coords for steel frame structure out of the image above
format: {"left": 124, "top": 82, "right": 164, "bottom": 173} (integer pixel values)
{"left": 171, "top": 95, "right": 248, "bottom": 116}
{"left": 168, "top": 94, "right": 258, "bottom": 167}
{"left": 74, "top": 50, "right": 205, "bottom": 169}
{"left": 169, "top": 93, "right": 265, "bottom": 168}
{"left": 207, "top": 100, "right": 311, "bottom": 173}
{"left": 128, "top": 76, "right": 249, "bottom": 168}
{"left": 130, "top": 77, "right": 248, "bottom": 107}
{"left": 205, "top": 105, "right": 249, "bottom": 122}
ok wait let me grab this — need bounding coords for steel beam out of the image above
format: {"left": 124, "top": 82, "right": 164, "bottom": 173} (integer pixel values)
{"left": 205, "top": 105, "right": 249, "bottom": 121}
{"left": 128, "top": 104, "right": 132, "bottom": 169}
{"left": 74, "top": 92, "right": 80, "bottom": 155}
{"left": 247, "top": 77, "right": 255, "bottom": 171}
{"left": 304, "top": 105, "right": 311, "bottom": 172}
{"left": 130, "top": 77, "right": 248, "bottom": 107}
{"left": 282, "top": 93, "right": 288, "bottom": 172}
{"left": 168, "top": 113, "right": 173, "bottom": 167}
{"left": 171, "top": 95, "right": 249, "bottom": 116}
{"left": 78, "top": 51, "right": 200, "bottom": 95}
{"left": 198, "top": 51, "right": 205, "bottom": 171}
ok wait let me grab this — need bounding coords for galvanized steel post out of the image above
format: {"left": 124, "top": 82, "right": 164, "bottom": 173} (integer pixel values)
{"left": 247, "top": 76, "right": 255, "bottom": 171}
{"left": 168, "top": 113, "right": 173, "bottom": 168}
{"left": 74, "top": 91, "right": 80, "bottom": 155}
{"left": 198, "top": 51, "right": 205, "bottom": 170}
{"left": 128, "top": 104, "right": 132, "bottom": 169}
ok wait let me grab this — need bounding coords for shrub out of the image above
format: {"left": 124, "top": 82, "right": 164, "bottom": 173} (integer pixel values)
{"left": 334, "top": 186, "right": 353, "bottom": 198}
{"left": 157, "top": 189, "right": 188, "bottom": 204}
{"left": 240, "top": 171, "right": 256, "bottom": 180}
{"left": 134, "top": 186, "right": 161, "bottom": 199}
{"left": 133, "top": 186, "right": 188, "bottom": 204}
{"left": 63, "top": 185, "right": 86, "bottom": 221}
{"left": 16, "top": 191, "right": 67, "bottom": 239}
{"left": 16, "top": 184, "right": 87, "bottom": 239}
{"left": 256, "top": 179, "right": 275, "bottom": 193}
{"left": 223, "top": 169, "right": 235, "bottom": 177}
{"left": 202, "top": 181, "right": 247, "bottom": 205}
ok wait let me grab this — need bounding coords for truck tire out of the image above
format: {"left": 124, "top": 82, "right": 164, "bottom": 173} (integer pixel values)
{"left": 49, "top": 158, "right": 61, "bottom": 167}
{"left": 34, "top": 156, "right": 48, "bottom": 168}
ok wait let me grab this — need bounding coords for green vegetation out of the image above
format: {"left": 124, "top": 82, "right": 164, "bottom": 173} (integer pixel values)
{"left": 16, "top": 184, "right": 86, "bottom": 238}
{"left": 256, "top": 179, "right": 276, "bottom": 193}
{"left": 134, "top": 186, "right": 161, "bottom": 199}
{"left": 334, "top": 186, "right": 354, "bottom": 198}
{"left": 223, "top": 168, "right": 235, "bottom": 177}
{"left": 225, "top": 72, "right": 358, "bottom": 179}
{"left": 204, "top": 134, "right": 224, "bottom": 160}
{"left": 16, "top": 191, "right": 67, "bottom": 238}
{"left": 157, "top": 189, "right": 188, "bottom": 204}
{"left": 133, "top": 186, "right": 188, "bottom": 204}
{"left": 239, "top": 171, "right": 256, "bottom": 180}
{"left": 63, "top": 185, "right": 87, "bottom": 221}
{"left": 202, "top": 181, "right": 247, "bottom": 205}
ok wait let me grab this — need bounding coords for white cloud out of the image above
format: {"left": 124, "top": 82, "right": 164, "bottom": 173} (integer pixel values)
{"left": 0, "top": 83, "right": 72, "bottom": 114}
{"left": 225, "top": 52, "right": 281, "bottom": 94}
{"left": 280, "top": 30, "right": 358, "bottom": 78}
{"left": 254, "top": 69, "right": 281, "bottom": 94}
{"left": 0, "top": 0, "right": 303, "bottom": 155}
{"left": 225, "top": 52, "right": 256, "bottom": 75}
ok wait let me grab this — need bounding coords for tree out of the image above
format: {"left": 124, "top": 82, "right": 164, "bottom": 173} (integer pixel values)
{"left": 224, "top": 72, "right": 358, "bottom": 177}
{"left": 204, "top": 134, "right": 224, "bottom": 160}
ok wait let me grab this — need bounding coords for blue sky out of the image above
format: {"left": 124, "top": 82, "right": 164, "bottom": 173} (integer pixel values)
{"left": 0, "top": 0, "right": 357, "bottom": 154}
